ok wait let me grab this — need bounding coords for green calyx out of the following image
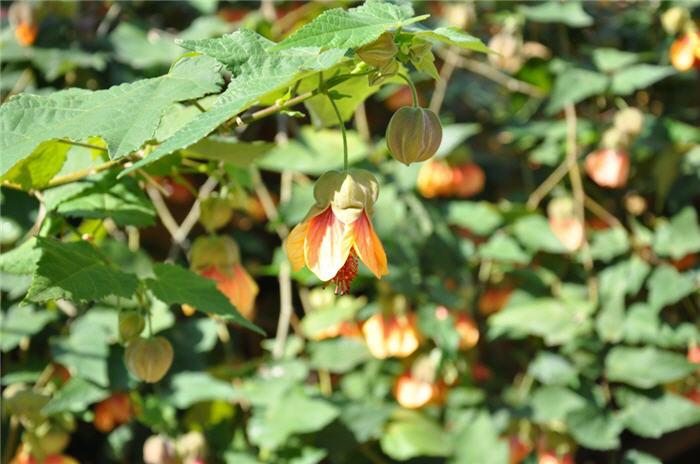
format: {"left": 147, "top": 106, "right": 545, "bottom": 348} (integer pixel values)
{"left": 312, "top": 169, "right": 379, "bottom": 224}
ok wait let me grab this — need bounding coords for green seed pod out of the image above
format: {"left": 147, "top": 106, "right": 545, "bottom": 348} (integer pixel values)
{"left": 199, "top": 195, "right": 232, "bottom": 232}
{"left": 119, "top": 310, "right": 145, "bottom": 342}
{"left": 189, "top": 235, "right": 241, "bottom": 274}
{"left": 386, "top": 107, "right": 443, "bottom": 165}
{"left": 125, "top": 337, "right": 174, "bottom": 383}
{"left": 356, "top": 32, "right": 397, "bottom": 68}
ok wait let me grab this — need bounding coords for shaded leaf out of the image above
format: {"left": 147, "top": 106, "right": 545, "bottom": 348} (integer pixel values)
{"left": 611, "top": 65, "right": 675, "bottom": 96}
{"left": 652, "top": 207, "right": 700, "bottom": 260}
{"left": 381, "top": 414, "right": 452, "bottom": 460}
{"left": 605, "top": 346, "right": 696, "bottom": 388}
{"left": 520, "top": 2, "right": 593, "bottom": 27}
{"left": 42, "top": 377, "right": 109, "bottom": 415}
{"left": 546, "top": 68, "right": 608, "bottom": 115}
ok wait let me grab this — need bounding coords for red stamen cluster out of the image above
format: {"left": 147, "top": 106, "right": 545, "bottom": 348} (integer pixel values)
{"left": 328, "top": 249, "right": 359, "bottom": 295}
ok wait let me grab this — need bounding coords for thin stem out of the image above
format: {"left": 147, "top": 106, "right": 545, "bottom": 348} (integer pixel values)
{"left": 430, "top": 47, "right": 459, "bottom": 113}
{"left": 2, "top": 156, "right": 130, "bottom": 191}
{"left": 58, "top": 138, "right": 109, "bottom": 152}
{"left": 326, "top": 93, "right": 349, "bottom": 171}
{"left": 398, "top": 73, "right": 419, "bottom": 107}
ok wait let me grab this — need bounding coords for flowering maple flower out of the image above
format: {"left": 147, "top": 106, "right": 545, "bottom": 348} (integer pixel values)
{"left": 286, "top": 169, "right": 388, "bottom": 294}
{"left": 189, "top": 235, "right": 259, "bottom": 320}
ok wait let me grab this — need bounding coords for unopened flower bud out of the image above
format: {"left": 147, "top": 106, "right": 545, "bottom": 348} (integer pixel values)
{"left": 125, "top": 337, "right": 174, "bottom": 383}
{"left": 386, "top": 107, "right": 443, "bottom": 165}
{"left": 356, "top": 32, "right": 397, "bottom": 68}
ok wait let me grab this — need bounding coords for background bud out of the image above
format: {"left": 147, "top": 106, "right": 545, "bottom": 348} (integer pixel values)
{"left": 119, "top": 310, "right": 145, "bottom": 342}
{"left": 199, "top": 195, "right": 232, "bottom": 232}
{"left": 126, "top": 337, "right": 174, "bottom": 383}
{"left": 386, "top": 107, "right": 443, "bottom": 165}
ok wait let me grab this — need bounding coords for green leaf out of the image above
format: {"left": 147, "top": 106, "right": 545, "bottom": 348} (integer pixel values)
{"left": 54, "top": 173, "right": 156, "bottom": 226}
{"left": 166, "top": 371, "right": 238, "bottom": 408}
{"left": 257, "top": 127, "right": 368, "bottom": 175}
{"left": 478, "top": 233, "right": 532, "bottom": 264}
{"left": 452, "top": 411, "right": 509, "bottom": 464}
{"left": 272, "top": 0, "right": 424, "bottom": 51}
{"left": 1, "top": 140, "right": 70, "bottom": 190}
{"left": 50, "top": 316, "right": 111, "bottom": 386}
{"left": 145, "top": 263, "right": 264, "bottom": 335}
{"left": 413, "top": 26, "right": 492, "bottom": 54}
{"left": 247, "top": 388, "right": 339, "bottom": 450}
{"left": 528, "top": 352, "right": 579, "bottom": 387}
{"left": 513, "top": 215, "right": 569, "bottom": 253}
{"left": 611, "top": 65, "right": 675, "bottom": 96}
{"left": 646, "top": 265, "right": 693, "bottom": 312}
{"left": 545, "top": 68, "right": 609, "bottom": 115}
{"left": 0, "top": 42, "right": 107, "bottom": 81}
{"left": 488, "top": 298, "right": 594, "bottom": 346}
{"left": 605, "top": 346, "right": 697, "bottom": 388}
{"left": 0, "top": 55, "right": 223, "bottom": 176}
{"left": 446, "top": 201, "right": 503, "bottom": 236}
{"left": 592, "top": 48, "right": 640, "bottom": 73}
{"left": 0, "top": 237, "right": 40, "bottom": 275}
{"left": 652, "top": 207, "right": 700, "bottom": 260}
{"left": 27, "top": 238, "right": 139, "bottom": 303}
{"left": 110, "top": 22, "right": 184, "bottom": 69}
{"left": 531, "top": 386, "right": 586, "bottom": 423}
{"left": 380, "top": 414, "right": 452, "bottom": 460}
{"left": 622, "top": 450, "right": 662, "bottom": 464}
{"left": 181, "top": 136, "right": 274, "bottom": 166}
{"left": 520, "top": 2, "right": 594, "bottom": 27}
{"left": 122, "top": 29, "right": 346, "bottom": 175}
{"left": 41, "top": 377, "right": 110, "bottom": 415}
{"left": 0, "top": 304, "right": 57, "bottom": 352}
{"left": 308, "top": 338, "right": 371, "bottom": 373}
{"left": 566, "top": 404, "right": 622, "bottom": 450}
{"left": 340, "top": 402, "right": 394, "bottom": 442}
{"left": 588, "top": 227, "right": 629, "bottom": 262}
{"left": 617, "top": 389, "right": 700, "bottom": 438}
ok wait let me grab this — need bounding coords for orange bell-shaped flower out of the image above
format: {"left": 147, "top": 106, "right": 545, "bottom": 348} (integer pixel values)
{"left": 670, "top": 31, "right": 700, "bottom": 71}
{"left": 362, "top": 312, "right": 419, "bottom": 359}
{"left": 189, "top": 235, "right": 259, "bottom": 320}
{"left": 584, "top": 148, "right": 629, "bottom": 188}
{"left": 286, "top": 170, "right": 388, "bottom": 294}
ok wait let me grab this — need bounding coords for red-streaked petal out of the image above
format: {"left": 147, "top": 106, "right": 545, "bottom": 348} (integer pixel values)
{"left": 351, "top": 211, "right": 388, "bottom": 278}
{"left": 304, "top": 207, "right": 353, "bottom": 281}
{"left": 286, "top": 220, "right": 309, "bottom": 272}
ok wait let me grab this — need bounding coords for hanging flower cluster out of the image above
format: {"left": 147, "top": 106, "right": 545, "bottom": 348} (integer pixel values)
{"left": 286, "top": 169, "right": 388, "bottom": 294}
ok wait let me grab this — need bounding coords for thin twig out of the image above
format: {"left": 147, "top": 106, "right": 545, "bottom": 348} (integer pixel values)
{"left": 564, "top": 103, "right": 596, "bottom": 301}
{"left": 354, "top": 102, "right": 372, "bottom": 146}
{"left": 526, "top": 160, "right": 571, "bottom": 209}
{"left": 430, "top": 46, "right": 459, "bottom": 113}
{"left": 137, "top": 169, "right": 170, "bottom": 197}
{"left": 173, "top": 176, "right": 219, "bottom": 244}
{"left": 2, "top": 157, "right": 129, "bottom": 191}
{"left": 58, "top": 138, "right": 109, "bottom": 152}
{"left": 145, "top": 185, "right": 180, "bottom": 239}
{"left": 440, "top": 49, "right": 545, "bottom": 98}
{"left": 584, "top": 194, "right": 624, "bottom": 230}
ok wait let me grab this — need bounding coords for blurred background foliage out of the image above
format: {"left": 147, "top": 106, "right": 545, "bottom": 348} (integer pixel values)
{"left": 1, "top": 1, "right": 700, "bottom": 464}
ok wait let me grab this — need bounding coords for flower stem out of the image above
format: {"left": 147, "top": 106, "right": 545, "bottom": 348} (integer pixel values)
{"left": 327, "top": 93, "right": 349, "bottom": 171}
{"left": 398, "top": 73, "right": 419, "bottom": 107}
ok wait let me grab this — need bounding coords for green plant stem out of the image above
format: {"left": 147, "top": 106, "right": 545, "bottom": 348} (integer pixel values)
{"left": 58, "top": 138, "right": 108, "bottom": 152}
{"left": 2, "top": 156, "right": 131, "bottom": 191}
{"left": 326, "top": 93, "right": 349, "bottom": 171}
{"left": 398, "top": 73, "right": 419, "bottom": 107}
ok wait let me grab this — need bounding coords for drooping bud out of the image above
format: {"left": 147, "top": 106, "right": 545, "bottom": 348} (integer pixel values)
{"left": 613, "top": 107, "right": 644, "bottom": 137}
{"left": 547, "top": 197, "right": 584, "bottom": 252}
{"left": 199, "top": 195, "right": 232, "bottom": 232}
{"left": 119, "top": 310, "right": 145, "bottom": 342}
{"left": 600, "top": 127, "right": 629, "bottom": 151}
{"left": 125, "top": 337, "right": 174, "bottom": 383}
{"left": 670, "top": 32, "right": 700, "bottom": 72}
{"left": 584, "top": 148, "right": 630, "bottom": 188}
{"left": 189, "top": 235, "right": 241, "bottom": 274}
{"left": 386, "top": 107, "right": 443, "bottom": 165}
{"left": 312, "top": 169, "right": 379, "bottom": 223}
{"left": 356, "top": 32, "right": 397, "bottom": 68}
{"left": 661, "top": 7, "right": 690, "bottom": 35}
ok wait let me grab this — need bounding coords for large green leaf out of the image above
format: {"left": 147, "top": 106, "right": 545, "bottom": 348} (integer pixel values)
{"left": 488, "top": 298, "right": 594, "bottom": 345}
{"left": 605, "top": 346, "right": 697, "bottom": 388}
{"left": 51, "top": 173, "right": 156, "bottom": 226}
{"left": 652, "top": 207, "right": 700, "bottom": 260}
{"left": 380, "top": 414, "right": 452, "bottom": 460}
{"left": 617, "top": 389, "right": 700, "bottom": 438}
{"left": 446, "top": 201, "right": 503, "bottom": 236}
{"left": 1, "top": 140, "right": 71, "bottom": 190}
{"left": 41, "top": 377, "right": 110, "bottom": 415}
{"left": 26, "top": 238, "right": 139, "bottom": 303}
{"left": 257, "top": 127, "right": 368, "bottom": 174}
{"left": 531, "top": 386, "right": 586, "bottom": 423}
{"left": 412, "top": 26, "right": 491, "bottom": 54}
{"left": 308, "top": 338, "right": 371, "bottom": 373}
{"left": 0, "top": 55, "right": 223, "bottom": 176}
{"left": 566, "top": 404, "right": 622, "bottom": 450}
{"left": 247, "top": 387, "right": 339, "bottom": 450}
{"left": 0, "top": 304, "right": 57, "bottom": 352}
{"left": 611, "top": 65, "right": 675, "bottom": 96}
{"left": 145, "top": 263, "right": 263, "bottom": 334}
{"left": 272, "top": 0, "right": 424, "bottom": 51}
{"left": 520, "top": 2, "right": 594, "bottom": 27}
{"left": 646, "top": 265, "right": 694, "bottom": 312}
{"left": 588, "top": 227, "right": 629, "bottom": 262}
{"left": 451, "top": 411, "right": 509, "bottom": 464}
{"left": 527, "top": 352, "right": 579, "bottom": 386}
{"left": 165, "top": 371, "right": 239, "bottom": 408}
{"left": 545, "top": 68, "right": 609, "bottom": 115}
{"left": 121, "top": 29, "right": 347, "bottom": 175}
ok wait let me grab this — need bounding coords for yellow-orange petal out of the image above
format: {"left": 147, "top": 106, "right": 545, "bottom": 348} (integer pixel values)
{"left": 226, "top": 265, "right": 259, "bottom": 320}
{"left": 286, "top": 221, "right": 309, "bottom": 272}
{"left": 351, "top": 211, "right": 388, "bottom": 278}
{"left": 304, "top": 207, "right": 353, "bottom": 281}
